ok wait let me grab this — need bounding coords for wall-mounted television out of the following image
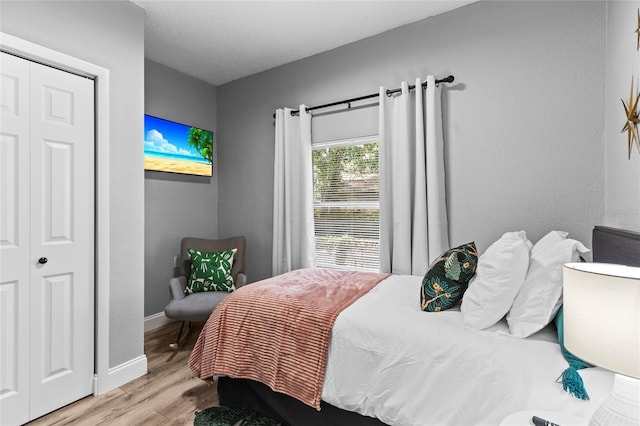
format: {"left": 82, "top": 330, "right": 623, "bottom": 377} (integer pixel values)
{"left": 144, "top": 114, "right": 213, "bottom": 177}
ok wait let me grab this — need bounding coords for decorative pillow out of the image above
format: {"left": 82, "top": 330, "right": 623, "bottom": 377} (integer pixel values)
{"left": 507, "top": 231, "right": 589, "bottom": 338}
{"left": 185, "top": 248, "right": 237, "bottom": 294}
{"left": 420, "top": 242, "right": 478, "bottom": 312}
{"left": 460, "top": 231, "right": 531, "bottom": 330}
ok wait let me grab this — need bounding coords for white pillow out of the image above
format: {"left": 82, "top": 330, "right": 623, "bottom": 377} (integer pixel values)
{"left": 507, "top": 230, "right": 589, "bottom": 338}
{"left": 461, "top": 231, "right": 531, "bottom": 330}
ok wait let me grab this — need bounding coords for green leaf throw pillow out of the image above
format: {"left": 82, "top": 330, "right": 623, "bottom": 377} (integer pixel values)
{"left": 420, "top": 242, "right": 478, "bottom": 312}
{"left": 185, "top": 248, "right": 237, "bottom": 294}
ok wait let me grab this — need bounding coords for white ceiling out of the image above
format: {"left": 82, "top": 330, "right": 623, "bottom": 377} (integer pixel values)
{"left": 133, "top": 1, "right": 474, "bottom": 86}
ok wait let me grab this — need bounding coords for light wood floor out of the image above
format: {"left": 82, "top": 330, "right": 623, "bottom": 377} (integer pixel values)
{"left": 27, "top": 321, "right": 217, "bottom": 426}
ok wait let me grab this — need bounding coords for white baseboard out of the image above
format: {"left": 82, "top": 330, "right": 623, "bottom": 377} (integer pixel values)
{"left": 144, "top": 311, "right": 175, "bottom": 332}
{"left": 92, "top": 313, "right": 174, "bottom": 395}
{"left": 93, "top": 354, "right": 147, "bottom": 395}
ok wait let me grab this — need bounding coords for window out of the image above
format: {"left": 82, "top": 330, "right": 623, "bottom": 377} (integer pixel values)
{"left": 312, "top": 136, "right": 379, "bottom": 271}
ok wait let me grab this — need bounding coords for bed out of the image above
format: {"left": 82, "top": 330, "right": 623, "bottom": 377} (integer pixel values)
{"left": 189, "top": 226, "right": 640, "bottom": 426}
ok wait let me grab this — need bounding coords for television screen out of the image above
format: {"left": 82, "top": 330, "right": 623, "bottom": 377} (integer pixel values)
{"left": 144, "top": 114, "right": 213, "bottom": 177}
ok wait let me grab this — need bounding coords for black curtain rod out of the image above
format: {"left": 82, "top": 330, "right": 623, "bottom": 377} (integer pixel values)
{"left": 273, "top": 75, "right": 454, "bottom": 118}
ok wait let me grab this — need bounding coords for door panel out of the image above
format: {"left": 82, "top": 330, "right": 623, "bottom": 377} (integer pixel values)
{"left": 0, "top": 52, "right": 31, "bottom": 426}
{"left": 43, "top": 140, "right": 73, "bottom": 242}
{"left": 0, "top": 134, "right": 20, "bottom": 247}
{"left": 40, "top": 273, "right": 74, "bottom": 381}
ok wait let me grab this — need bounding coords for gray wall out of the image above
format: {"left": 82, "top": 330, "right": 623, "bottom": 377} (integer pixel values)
{"left": 1, "top": 1, "right": 145, "bottom": 367}
{"left": 144, "top": 59, "right": 218, "bottom": 316}
{"left": 604, "top": 1, "right": 640, "bottom": 232}
{"left": 217, "top": 1, "right": 606, "bottom": 282}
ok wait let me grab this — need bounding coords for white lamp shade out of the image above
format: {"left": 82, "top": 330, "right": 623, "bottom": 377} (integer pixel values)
{"left": 563, "top": 262, "right": 640, "bottom": 379}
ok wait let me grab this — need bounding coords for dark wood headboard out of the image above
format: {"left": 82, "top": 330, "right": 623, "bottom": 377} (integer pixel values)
{"left": 592, "top": 226, "right": 640, "bottom": 267}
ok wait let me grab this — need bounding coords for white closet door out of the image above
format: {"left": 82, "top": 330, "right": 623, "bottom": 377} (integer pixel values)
{"left": 0, "top": 50, "right": 32, "bottom": 426}
{"left": 0, "top": 51, "right": 95, "bottom": 425}
{"left": 29, "top": 56, "right": 95, "bottom": 420}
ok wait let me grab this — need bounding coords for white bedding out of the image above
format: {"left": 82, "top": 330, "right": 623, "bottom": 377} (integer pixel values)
{"left": 322, "top": 274, "right": 614, "bottom": 426}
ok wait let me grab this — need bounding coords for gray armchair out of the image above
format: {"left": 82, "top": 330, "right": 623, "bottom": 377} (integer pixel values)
{"left": 164, "top": 236, "right": 247, "bottom": 349}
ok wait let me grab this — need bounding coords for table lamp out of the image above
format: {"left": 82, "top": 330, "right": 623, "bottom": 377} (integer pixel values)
{"left": 563, "top": 262, "right": 640, "bottom": 426}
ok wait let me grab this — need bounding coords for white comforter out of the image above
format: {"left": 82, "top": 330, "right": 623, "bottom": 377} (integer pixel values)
{"left": 322, "top": 274, "right": 614, "bottom": 426}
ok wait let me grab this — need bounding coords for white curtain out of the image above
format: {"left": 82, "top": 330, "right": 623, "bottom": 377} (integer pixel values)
{"left": 379, "top": 76, "right": 449, "bottom": 275}
{"left": 272, "top": 106, "right": 315, "bottom": 275}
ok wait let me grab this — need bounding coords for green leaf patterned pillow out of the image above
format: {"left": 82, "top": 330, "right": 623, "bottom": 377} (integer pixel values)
{"left": 420, "top": 242, "right": 478, "bottom": 312}
{"left": 185, "top": 248, "right": 237, "bottom": 294}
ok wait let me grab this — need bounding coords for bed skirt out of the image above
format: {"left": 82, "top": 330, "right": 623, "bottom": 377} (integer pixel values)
{"left": 217, "top": 377, "right": 388, "bottom": 426}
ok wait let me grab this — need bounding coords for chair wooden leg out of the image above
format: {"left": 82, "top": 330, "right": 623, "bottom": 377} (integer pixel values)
{"left": 169, "top": 321, "right": 193, "bottom": 350}
{"left": 169, "top": 321, "right": 185, "bottom": 350}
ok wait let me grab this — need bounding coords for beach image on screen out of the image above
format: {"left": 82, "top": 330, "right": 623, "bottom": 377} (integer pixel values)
{"left": 144, "top": 115, "right": 213, "bottom": 177}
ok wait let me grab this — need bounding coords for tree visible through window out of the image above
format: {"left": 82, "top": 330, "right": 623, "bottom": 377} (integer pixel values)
{"left": 312, "top": 136, "right": 379, "bottom": 271}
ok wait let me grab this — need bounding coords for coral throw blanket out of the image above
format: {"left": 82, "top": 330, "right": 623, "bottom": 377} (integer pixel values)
{"left": 188, "top": 268, "right": 389, "bottom": 410}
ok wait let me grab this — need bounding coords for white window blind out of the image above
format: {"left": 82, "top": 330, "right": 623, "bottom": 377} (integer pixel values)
{"left": 312, "top": 136, "right": 379, "bottom": 271}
